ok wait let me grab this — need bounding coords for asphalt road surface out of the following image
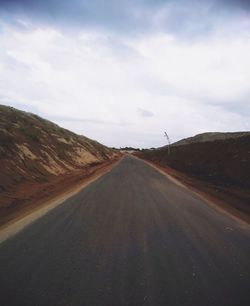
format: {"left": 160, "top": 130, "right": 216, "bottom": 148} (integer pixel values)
{"left": 0, "top": 155, "right": 250, "bottom": 306}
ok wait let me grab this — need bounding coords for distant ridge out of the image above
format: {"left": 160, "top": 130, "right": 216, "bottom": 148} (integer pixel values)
{"left": 172, "top": 132, "right": 250, "bottom": 146}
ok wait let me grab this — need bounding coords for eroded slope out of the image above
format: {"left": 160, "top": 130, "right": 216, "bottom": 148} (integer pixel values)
{"left": 0, "top": 104, "right": 117, "bottom": 224}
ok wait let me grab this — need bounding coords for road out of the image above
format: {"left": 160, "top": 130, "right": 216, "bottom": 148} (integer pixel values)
{"left": 0, "top": 155, "right": 250, "bottom": 306}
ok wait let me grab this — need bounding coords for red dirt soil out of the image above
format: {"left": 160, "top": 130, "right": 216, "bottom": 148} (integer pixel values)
{"left": 0, "top": 158, "right": 120, "bottom": 229}
{"left": 137, "top": 135, "right": 250, "bottom": 224}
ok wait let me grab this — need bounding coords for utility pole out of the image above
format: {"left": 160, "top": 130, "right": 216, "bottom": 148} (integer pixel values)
{"left": 164, "top": 132, "right": 171, "bottom": 155}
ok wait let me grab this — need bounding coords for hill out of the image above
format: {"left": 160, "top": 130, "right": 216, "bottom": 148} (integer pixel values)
{"left": 138, "top": 132, "right": 250, "bottom": 222}
{"left": 172, "top": 132, "right": 250, "bottom": 146}
{"left": 0, "top": 105, "right": 118, "bottom": 226}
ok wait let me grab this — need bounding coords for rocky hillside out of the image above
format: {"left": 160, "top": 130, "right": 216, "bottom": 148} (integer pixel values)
{"left": 0, "top": 105, "right": 117, "bottom": 223}
{"left": 0, "top": 105, "right": 115, "bottom": 189}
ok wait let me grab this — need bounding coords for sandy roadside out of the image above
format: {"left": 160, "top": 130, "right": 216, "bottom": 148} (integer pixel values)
{"left": 137, "top": 156, "right": 250, "bottom": 229}
{"left": 0, "top": 158, "right": 121, "bottom": 243}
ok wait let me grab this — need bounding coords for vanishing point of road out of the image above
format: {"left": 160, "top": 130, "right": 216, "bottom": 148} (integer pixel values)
{"left": 0, "top": 155, "right": 250, "bottom": 306}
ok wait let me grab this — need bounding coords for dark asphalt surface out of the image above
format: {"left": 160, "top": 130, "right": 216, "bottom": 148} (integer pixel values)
{"left": 0, "top": 155, "right": 250, "bottom": 306}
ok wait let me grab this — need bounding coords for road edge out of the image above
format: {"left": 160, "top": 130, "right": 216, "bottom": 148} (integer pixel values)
{"left": 0, "top": 158, "right": 121, "bottom": 243}
{"left": 136, "top": 156, "right": 250, "bottom": 230}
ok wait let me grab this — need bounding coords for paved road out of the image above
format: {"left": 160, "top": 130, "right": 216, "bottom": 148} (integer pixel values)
{"left": 0, "top": 155, "right": 250, "bottom": 306}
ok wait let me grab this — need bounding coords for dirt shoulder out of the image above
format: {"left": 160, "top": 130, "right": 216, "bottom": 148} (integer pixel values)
{"left": 138, "top": 157, "right": 250, "bottom": 225}
{"left": 0, "top": 157, "right": 121, "bottom": 235}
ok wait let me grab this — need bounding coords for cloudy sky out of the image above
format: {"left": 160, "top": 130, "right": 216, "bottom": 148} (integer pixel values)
{"left": 0, "top": 0, "right": 250, "bottom": 148}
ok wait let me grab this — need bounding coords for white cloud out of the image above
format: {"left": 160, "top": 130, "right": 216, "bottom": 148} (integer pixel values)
{"left": 0, "top": 19, "right": 249, "bottom": 148}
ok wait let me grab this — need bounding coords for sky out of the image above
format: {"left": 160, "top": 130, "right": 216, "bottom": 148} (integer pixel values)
{"left": 0, "top": 0, "right": 250, "bottom": 148}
